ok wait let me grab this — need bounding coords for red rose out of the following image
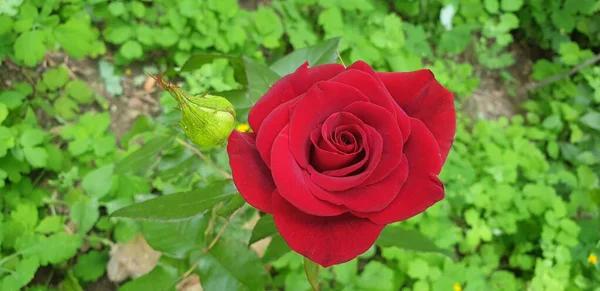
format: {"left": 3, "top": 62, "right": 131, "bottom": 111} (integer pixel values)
{"left": 227, "top": 61, "right": 455, "bottom": 267}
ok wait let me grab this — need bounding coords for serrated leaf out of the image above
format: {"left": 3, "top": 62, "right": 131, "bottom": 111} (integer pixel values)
{"left": 35, "top": 216, "right": 64, "bottom": 234}
{"left": 181, "top": 54, "right": 247, "bottom": 86}
{"left": 82, "top": 164, "right": 114, "bottom": 198}
{"left": 65, "top": 80, "right": 93, "bottom": 104}
{"left": 142, "top": 216, "right": 207, "bottom": 258}
{"left": 111, "top": 181, "right": 236, "bottom": 221}
{"left": 119, "top": 264, "right": 178, "bottom": 291}
{"left": 192, "top": 238, "right": 265, "bottom": 291}
{"left": 11, "top": 203, "right": 38, "bottom": 230}
{"left": 249, "top": 215, "right": 277, "bottom": 245}
{"left": 70, "top": 199, "right": 99, "bottom": 234}
{"left": 243, "top": 56, "right": 280, "bottom": 103}
{"left": 20, "top": 128, "right": 45, "bottom": 148}
{"left": 376, "top": 227, "right": 450, "bottom": 257}
{"left": 43, "top": 67, "right": 70, "bottom": 91}
{"left": 357, "top": 261, "right": 394, "bottom": 290}
{"left": 0, "top": 90, "right": 26, "bottom": 110}
{"left": 14, "top": 30, "right": 45, "bottom": 67}
{"left": 269, "top": 37, "right": 341, "bottom": 76}
{"left": 115, "top": 137, "right": 172, "bottom": 174}
{"left": 0, "top": 257, "right": 39, "bottom": 291}
{"left": 55, "top": 17, "right": 97, "bottom": 58}
{"left": 16, "top": 233, "right": 83, "bottom": 265}
{"left": 73, "top": 250, "right": 108, "bottom": 282}
{"left": 120, "top": 40, "right": 143, "bottom": 60}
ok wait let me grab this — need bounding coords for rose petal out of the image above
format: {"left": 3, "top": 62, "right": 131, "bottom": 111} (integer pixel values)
{"left": 308, "top": 155, "right": 409, "bottom": 212}
{"left": 272, "top": 191, "right": 384, "bottom": 267}
{"left": 330, "top": 68, "right": 397, "bottom": 116}
{"left": 290, "top": 82, "right": 369, "bottom": 168}
{"left": 311, "top": 126, "right": 365, "bottom": 172}
{"left": 308, "top": 126, "right": 382, "bottom": 191}
{"left": 249, "top": 63, "right": 345, "bottom": 132}
{"left": 271, "top": 126, "right": 347, "bottom": 216}
{"left": 227, "top": 131, "right": 275, "bottom": 213}
{"left": 255, "top": 96, "right": 301, "bottom": 168}
{"left": 344, "top": 102, "right": 404, "bottom": 185}
{"left": 356, "top": 118, "right": 444, "bottom": 224}
{"left": 378, "top": 70, "right": 455, "bottom": 162}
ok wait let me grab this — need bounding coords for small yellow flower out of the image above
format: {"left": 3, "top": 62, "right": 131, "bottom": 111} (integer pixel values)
{"left": 453, "top": 283, "right": 462, "bottom": 291}
{"left": 236, "top": 123, "right": 251, "bottom": 133}
{"left": 125, "top": 68, "right": 132, "bottom": 76}
{"left": 588, "top": 253, "right": 598, "bottom": 265}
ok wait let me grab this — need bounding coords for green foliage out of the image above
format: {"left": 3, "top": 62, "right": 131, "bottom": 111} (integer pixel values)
{"left": 1, "top": 0, "right": 600, "bottom": 290}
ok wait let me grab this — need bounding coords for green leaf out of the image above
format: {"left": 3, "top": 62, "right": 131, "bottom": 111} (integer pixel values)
{"left": 153, "top": 27, "right": 178, "bottom": 47}
{"left": 35, "top": 216, "right": 64, "bottom": 234}
{"left": 407, "top": 258, "right": 429, "bottom": 279}
{"left": 116, "top": 137, "right": 172, "bottom": 174}
{"left": 269, "top": 37, "right": 342, "bottom": 76}
{"left": 119, "top": 263, "right": 178, "bottom": 291}
{"left": 103, "top": 25, "right": 133, "bottom": 44}
{"left": 0, "top": 103, "right": 8, "bottom": 125}
{"left": 120, "top": 40, "right": 143, "bottom": 60}
{"left": 129, "top": 1, "right": 146, "bottom": 18}
{"left": 61, "top": 270, "right": 84, "bottom": 291}
{"left": 249, "top": 215, "right": 277, "bottom": 245}
{"left": 82, "top": 164, "right": 114, "bottom": 198}
{"left": 357, "top": 261, "right": 394, "bottom": 290}
{"left": 181, "top": 54, "right": 248, "bottom": 86}
{"left": 14, "top": 30, "right": 45, "bottom": 67}
{"left": 55, "top": 17, "right": 97, "bottom": 59}
{"left": 54, "top": 96, "right": 79, "bottom": 120}
{"left": 70, "top": 199, "right": 99, "bottom": 234}
{"left": 580, "top": 111, "right": 600, "bottom": 131}
{"left": 484, "top": 0, "right": 500, "bottom": 14}
{"left": 501, "top": 0, "right": 523, "bottom": 12}
{"left": 11, "top": 203, "right": 38, "bottom": 230}
{"left": 376, "top": 226, "right": 450, "bottom": 257}
{"left": 142, "top": 216, "right": 207, "bottom": 258}
{"left": 73, "top": 251, "right": 108, "bottom": 282}
{"left": 111, "top": 181, "right": 237, "bottom": 221}
{"left": 192, "top": 238, "right": 265, "bottom": 291}
{"left": 20, "top": 128, "right": 45, "bottom": 148}
{"left": 0, "top": 257, "right": 39, "bottom": 291}
{"left": 304, "top": 257, "right": 320, "bottom": 291}
{"left": 65, "top": 80, "right": 93, "bottom": 104}
{"left": 0, "top": 90, "right": 26, "bottom": 110}
{"left": 16, "top": 233, "right": 83, "bottom": 265}
{"left": 108, "top": 1, "right": 126, "bottom": 16}
{"left": 243, "top": 56, "right": 280, "bottom": 103}
{"left": 42, "top": 67, "right": 70, "bottom": 91}
{"left": 216, "top": 195, "right": 246, "bottom": 217}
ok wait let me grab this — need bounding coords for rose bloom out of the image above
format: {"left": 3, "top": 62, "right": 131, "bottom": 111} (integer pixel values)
{"left": 228, "top": 61, "right": 455, "bottom": 267}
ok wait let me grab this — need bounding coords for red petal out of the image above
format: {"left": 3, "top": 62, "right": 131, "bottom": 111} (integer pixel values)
{"left": 249, "top": 63, "right": 345, "bottom": 132}
{"left": 378, "top": 70, "right": 455, "bottom": 162}
{"left": 255, "top": 96, "right": 300, "bottom": 168}
{"left": 330, "top": 68, "right": 397, "bottom": 116}
{"left": 308, "top": 126, "right": 382, "bottom": 192}
{"left": 290, "top": 82, "right": 369, "bottom": 168}
{"left": 344, "top": 102, "right": 404, "bottom": 185}
{"left": 271, "top": 126, "right": 347, "bottom": 216}
{"left": 308, "top": 156, "right": 409, "bottom": 212}
{"left": 227, "top": 131, "right": 275, "bottom": 213}
{"left": 272, "top": 191, "right": 384, "bottom": 267}
{"left": 356, "top": 118, "right": 444, "bottom": 224}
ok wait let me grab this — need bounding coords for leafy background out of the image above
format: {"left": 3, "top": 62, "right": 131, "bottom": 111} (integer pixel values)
{"left": 1, "top": 0, "right": 600, "bottom": 290}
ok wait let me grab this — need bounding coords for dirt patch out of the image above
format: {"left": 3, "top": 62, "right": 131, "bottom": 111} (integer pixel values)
{"left": 462, "top": 42, "right": 534, "bottom": 120}
{"left": 46, "top": 53, "right": 161, "bottom": 142}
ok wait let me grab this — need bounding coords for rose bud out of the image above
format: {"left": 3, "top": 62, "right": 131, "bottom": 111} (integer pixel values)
{"left": 156, "top": 74, "right": 235, "bottom": 147}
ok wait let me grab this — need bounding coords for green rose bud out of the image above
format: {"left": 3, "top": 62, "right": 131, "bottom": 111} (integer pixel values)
{"left": 156, "top": 74, "right": 235, "bottom": 147}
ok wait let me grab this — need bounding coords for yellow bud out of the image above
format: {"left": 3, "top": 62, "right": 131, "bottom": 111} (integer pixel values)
{"left": 453, "top": 283, "right": 462, "bottom": 291}
{"left": 588, "top": 253, "right": 598, "bottom": 265}
{"left": 155, "top": 74, "right": 235, "bottom": 147}
{"left": 236, "top": 123, "right": 251, "bottom": 133}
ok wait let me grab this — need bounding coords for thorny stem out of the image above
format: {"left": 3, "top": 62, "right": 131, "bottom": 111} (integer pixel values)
{"left": 173, "top": 136, "right": 232, "bottom": 179}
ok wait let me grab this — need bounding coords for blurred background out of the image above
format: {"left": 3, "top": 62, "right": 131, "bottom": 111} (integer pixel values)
{"left": 0, "top": 0, "right": 599, "bottom": 290}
